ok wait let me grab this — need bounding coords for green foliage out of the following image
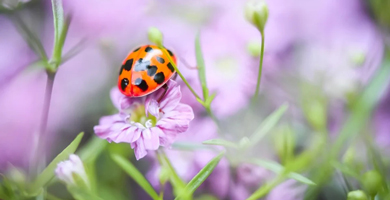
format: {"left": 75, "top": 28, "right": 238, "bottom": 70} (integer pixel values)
{"left": 251, "top": 159, "right": 315, "bottom": 186}
{"left": 195, "top": 32, "right": 209, "bottom": 101}
{"left": 157, "top": 150, "right": 187, "bottom": 197}
{"left": 67, "top": 186, "right": 105, "bottom": 200}
{"left": 175, "top": 152, "right": 224, "bottom": 200}
{"left": 49, "top": 0, "right": 70, "bottom": 72}
{"left": 29, "top": 132, "right": 84, "bottom": 194}
{"left": 202, "top": 139, "right": 239, "bottom": 149}
{"left": 249, "top": 103, "right": 288, "bottom": 147}
{"left": 111, "top": 154, "right": 160, "bottom": 200}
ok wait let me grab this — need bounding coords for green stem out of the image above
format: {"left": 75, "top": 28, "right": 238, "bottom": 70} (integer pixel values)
{"left": 205, "top": 106, "right": 220, "bottom": 130}
{"left": 247, "top": 174, "right": 284, "bottom": 200}
{"left": 252, "top": 32, "right": 265, "bottom": 103}
{"left": 160, "top": 46, "right": 202, "bottom": 100}
{"left": 31, "top": 71, "right": 56, "bottom": 175}
{"left": 157, "top": 150, "right": 186, "bottom": 189}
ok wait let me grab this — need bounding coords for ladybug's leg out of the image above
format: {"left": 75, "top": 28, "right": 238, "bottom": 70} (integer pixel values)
{"left": 157, "top": 84, "right": 169, "bottom": 103}
{"left": 172, "top": 72, "right": 178, "bottom": 80}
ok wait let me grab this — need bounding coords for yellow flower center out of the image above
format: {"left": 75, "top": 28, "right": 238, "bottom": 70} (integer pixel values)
{"left": 129, "top": 104, "right": 157, "bottom": 127}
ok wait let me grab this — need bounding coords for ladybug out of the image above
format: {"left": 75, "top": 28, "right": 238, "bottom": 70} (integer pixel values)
{"left": 118, "top": 45, "right": 177, "bottom": 97}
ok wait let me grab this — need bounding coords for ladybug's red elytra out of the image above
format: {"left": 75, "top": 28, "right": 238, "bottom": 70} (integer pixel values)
{"left": 118, "top": 45, "right": 177, "bottom": 97}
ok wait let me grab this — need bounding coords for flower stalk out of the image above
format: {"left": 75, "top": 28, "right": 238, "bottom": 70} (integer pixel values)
{"left": 252, "top": 32, "right": 265, "bottom": 103}
{"left": 161, "top": 47, "right": 202, "bottom": 101}
{"left": 32, "top": 71, "right": 57, "bottom": 174}
{"left": 245, "top": 0, "right": 268, "bottom": 104}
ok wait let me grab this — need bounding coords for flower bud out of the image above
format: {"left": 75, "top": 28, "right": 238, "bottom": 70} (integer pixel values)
{"left": 55, "top": 154, "right": 89, "bottom": 189}
{"left": 148, "top": 27, "right": 163, "bottom": 47}
{"left": 362, "top": 170, "right": 382, "bottom": 196}
{"left": 347, "top": 190, "right": 368, "bottom": 200}
{"left": 245, "top": 0, "right": 269, "bottom": 32}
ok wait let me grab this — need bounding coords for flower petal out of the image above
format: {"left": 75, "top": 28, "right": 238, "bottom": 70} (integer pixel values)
{"left": 98, "top": 114, "right": 123, "bottom": 125}
{"left": 143, "top": 128, "right": 160, "bottom": 150}
{"left": 94, "top": 120, "right": 128, "bottom": 142}
{"left": 159, "top": 81, "right": 181, "bottom": 113}
{"left": 120, "top": 96, "right": 133, "bottom": 110}
{"left": 162, "top": 104, "right": 194, "bottom": 121}
{"left": 110, "top": 87, "right": 125, "bottom": 110}
{"left": 147, "top": 99, "right": 160, "bottom": 118}
{"left": 131, "top": 128, "right": 142, "bottom": 143}
{"left": 156, "top": 104, "right": 194, "bottom": 146}
{"left": 110, "top": 126, "right": 139, "bottom": 143}
{"left": 133, "top": 138, "right": 147, "bottom": 160}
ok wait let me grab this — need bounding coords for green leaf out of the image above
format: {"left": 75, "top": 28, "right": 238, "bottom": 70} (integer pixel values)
{"left": 332, "top": 54, "right": 390, "bottom": 157}
{"left": 195, "top": 98, "right": 206, "bottom": 107}
{"left": 50, "top": 0, "right": 70, "bottom": 70}
{"left": 331, "top": 161, "right": 361, "bottom": 180}
{"left": 29, "top": 132, "right": 84, "bottom": 193}
{"left": 67, "top": 186, "right": 104, "bottom": 200}
{"left": 195, "top": 32, "right": 209, "bottom": 100}
{"left": 111, "top": 154, "right": 159, "bottom": 200}
{"left": 11, "top": 15, "right": 48, "bottom": 62}
{"left": 51, "top": 0, "right": 64, "bottom": 46}
{"left": 61, "top": 39, "right": 87, "bottom": 64}
{"left": 0, "top": 176, "right": 15, "bottom": 200}
{"left": 204, "top": 92, "right": 216, "bottom": 107}
{"left": 288, "top": 173, "right": 316, "bottom": 186}
{"left": 176, "top": 152, "right": 224, "bottom": 199}
{"left": 249, "top": 103, "right": 288, "bottom": 147}
{"left": 77, "top": 136, "right": 107, "bottom": 163}
{"left": 203, "top": 139, "right": 238, "bottom": 149}
{"left": 251, "top": 159, "right": 315, "bottom": 185}
{"left": 172, "top": 142, "right": 211, "bottom": 151}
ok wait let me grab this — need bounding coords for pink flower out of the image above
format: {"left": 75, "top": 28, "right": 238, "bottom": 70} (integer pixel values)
{"left": 55, "top": 154, "right": 89, "bottom": 187}
{"left": 94, "top": 80, "right": 194, "bottom": 160}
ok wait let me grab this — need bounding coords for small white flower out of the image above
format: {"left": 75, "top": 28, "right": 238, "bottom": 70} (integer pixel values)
{"left": 55, "top": 154, "right": 89, "bottom": 187}
{"left": 245, "top": 0, "right": 269, "bottom": 32}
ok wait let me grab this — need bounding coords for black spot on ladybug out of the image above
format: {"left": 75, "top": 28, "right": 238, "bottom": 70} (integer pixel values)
{"left": 133, "top": 47, "right": 141, "bottom": 52}
{"left": 123, "top": 58, "right": 133, "bottom": 71}
{"left": 134, "top": 78, "right": 148, "bottom": 91}
{"left": 167, "top": 62, "right": 175, "bottom": 72}
{"left": 121, "top": 78, "right": 129, "bottom": 91}
{"left": 134, "top": 58, "right": 151, "bottom": 72}
{"left": 146, "top": 65, "right": 157, "bottom": 76}
{"left": 167, "top": 49, "right": 174, "bottom": 57}
{"left": 119, "top": 66, "right": 124, "bottom": 75}
{"left": 154, "top": 72, "right": 165, "bottom": 84}
{"left": 156, "top": 56, "right": 165, "bottom": 64}
{"left": 145, "top": 46, "right": 153, "bottom": 52}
